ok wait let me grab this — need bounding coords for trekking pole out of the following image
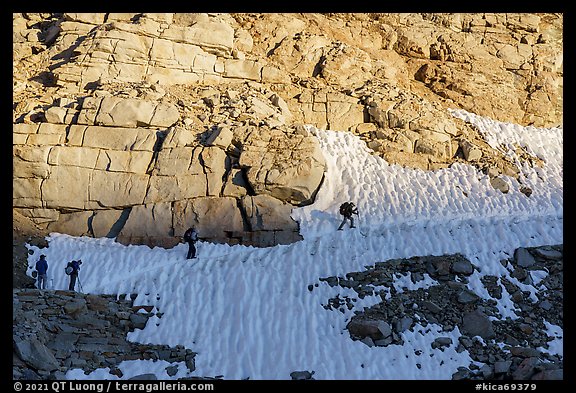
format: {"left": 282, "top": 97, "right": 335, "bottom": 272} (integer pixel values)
{"left": 77, "top": 275, "right": 84, "bottom": 293}
{"left": 356, "top": 213, "right": 368, "bottom": 237}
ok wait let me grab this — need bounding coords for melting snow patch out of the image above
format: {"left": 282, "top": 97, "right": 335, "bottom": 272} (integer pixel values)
{"left": 392, "top": 273, "right": 437, "bottom": 293}
{"left": 538, "top": 320, "right": 563, "bottom": 358}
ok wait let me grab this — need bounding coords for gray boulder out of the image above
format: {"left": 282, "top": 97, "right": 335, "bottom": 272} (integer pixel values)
{"left": 515, "top": 248, "right": 536, "bottom": 268}
{"left": 461, "top": 309, "right": 495, "bottom": 339}
{"left": 290, "top": 370, "right": 315, "bottom": 380}
{"left": 451, "top": 259, "right": 475, "bottom": 275}
{"left": 14, "top": 339, "right": 59, "bottom": 372}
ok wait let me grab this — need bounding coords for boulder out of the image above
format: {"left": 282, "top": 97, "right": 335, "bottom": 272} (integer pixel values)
{"left": 64, "top": 299, "right": 88, "bottom": 317}
{"left": 490, "top": 177, "right": 510, "bottom": 193}
{"left": 290, "top": 370, "right": 315, "bottom": 380}
{"left": 515, "top": 248, "right": 536, "bottom": 268}
{"left": 494, "top": 360, "right": 512, "bottom": 374}
{"left": 239, "top": 126, "right": 326, "bottom": 206}
{"left": 461, "top": 309, "right": 495, "bottom": 339}
{"left": 511, "top": 357, "right": 539, "bottom": 380}
{"left": 205, "top": 126, "right": 234, "bottom": 149}
{"left": 200, "top": 146, "right": 229, "bottom": 196}
{"left": 14, "top": 339, "right": 59, "bottom": 372}
{"left": 347, "top": 319, "right": 391, "bottom": 340}
{"left": 460, "top": 140, "right": 482, "bottom": 161}
{"left": 533, "top": 247, "right": 562, "bottom": 261}
{"left": 532, "top": 369, "right": 563, "bottom": 380}
{"left": 222, "top": 169, "right": 249, "bottom": 197}
{"left": 451, "top": 259, "right": 475, "bottom": 275}
{"left": 81, "top": 126, "right": 157, "bottom": 152}
{"left": 431, "top": 337, "right": 453, "bottom": 349}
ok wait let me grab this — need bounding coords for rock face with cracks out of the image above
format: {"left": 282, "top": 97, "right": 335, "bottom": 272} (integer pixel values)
{"left": 13, "top": 12, "right": 562, "bottom": 248}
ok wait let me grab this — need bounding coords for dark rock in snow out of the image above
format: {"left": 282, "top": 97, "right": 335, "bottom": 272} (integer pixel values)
{"left": 494, "top": 360, "right": 512, "bottom": 374}
{"left": 511, "top": 357, "right": 540, "bottom": 380}
{"left": 394, "top": 316, "right": 413, "bottom": 332}
{"left": 347, "top": 319, "right": 384, "bottom": 339}
{"left": 290, "top": 370, "right": 315, "bottom": 380}
{"left": 451, "top": 259, "right": 474, "bottom": 275}
{"left": 533, "top": 248, "right": 562, "bottom": 261}
{"left": 431, "top": 337, "right": 452, "bottom": 349}
{"left": 129, "top": 374, "right": 158, "bottom": 380}
{"left": 457, "top": 289, "right": 479, "bottom": 304}
{"left": 515, "top": 248, "right": 536, "bottom": 268}
{"left": 377, "top": 321, "right": 392, "bottom": 338}
{"left": 461, "top": 310, "right": 495, "bottom": 339}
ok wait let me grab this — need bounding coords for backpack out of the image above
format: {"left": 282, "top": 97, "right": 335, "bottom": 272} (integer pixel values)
{"left": 339, "top": 202, "right": 351, "bottom": 216}
{"left": 184, "top": 229, "right": 198, "bottom": 242}
{"left": 65, "top": 261, "right": 74, "bottom": 275}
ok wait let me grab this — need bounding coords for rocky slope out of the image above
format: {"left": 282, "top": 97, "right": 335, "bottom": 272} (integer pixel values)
{"left": 321, "top": 245, "right": 563, "bottom": 380}
{"left": 13, "top": 12, "right": 562, "bottom": 248}
{"left": 13, "top": 289, "right": 198, "bottom": 380}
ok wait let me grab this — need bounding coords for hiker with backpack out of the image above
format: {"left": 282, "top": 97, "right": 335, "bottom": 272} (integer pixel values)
{"left": 183, "top": 227, "right": 199, "bottom": 259}
{"left": 65, "top": 259, "right": 82, "bottom": 291}
{"left": 338, "top": 201, "right": 359, "bottom": 231}
{"left": 35, "top": 254, "right": 48, "bottom": 290}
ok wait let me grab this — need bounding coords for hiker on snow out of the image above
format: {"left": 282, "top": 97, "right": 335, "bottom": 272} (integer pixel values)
{"left": 35, "top": 254, "right": 48, "bottom": 290}
{"left": 183, "top": 227, "right": 199, "bottom": 259}
{"left": 338, "top": 202, "right": 358, "bottom": 230}
{"left": 65, "top": 259, "right": 82, "bottom": 291}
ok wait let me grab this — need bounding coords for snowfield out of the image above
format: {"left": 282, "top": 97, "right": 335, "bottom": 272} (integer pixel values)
{"left": 26, "top": 110, "right": 563, "bottom": 380}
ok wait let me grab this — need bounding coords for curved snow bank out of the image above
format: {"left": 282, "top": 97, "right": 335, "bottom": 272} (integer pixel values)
{"left": 293, "top": 112, "right": 562, "bottom": 239}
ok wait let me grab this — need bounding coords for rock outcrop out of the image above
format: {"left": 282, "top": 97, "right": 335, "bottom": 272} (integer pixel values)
{"left": 13, "top": 289, "right": 197, "bottom": 380}
{"left": 12, "top": 12, "right": 562, "bottom": 248}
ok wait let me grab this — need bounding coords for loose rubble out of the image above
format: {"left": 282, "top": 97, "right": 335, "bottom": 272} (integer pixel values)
{"left": 319, "top": 244, "right": 563, "bottom": 380}
{"left": 13, "top": 289, "right": 198, "bottom": 380}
